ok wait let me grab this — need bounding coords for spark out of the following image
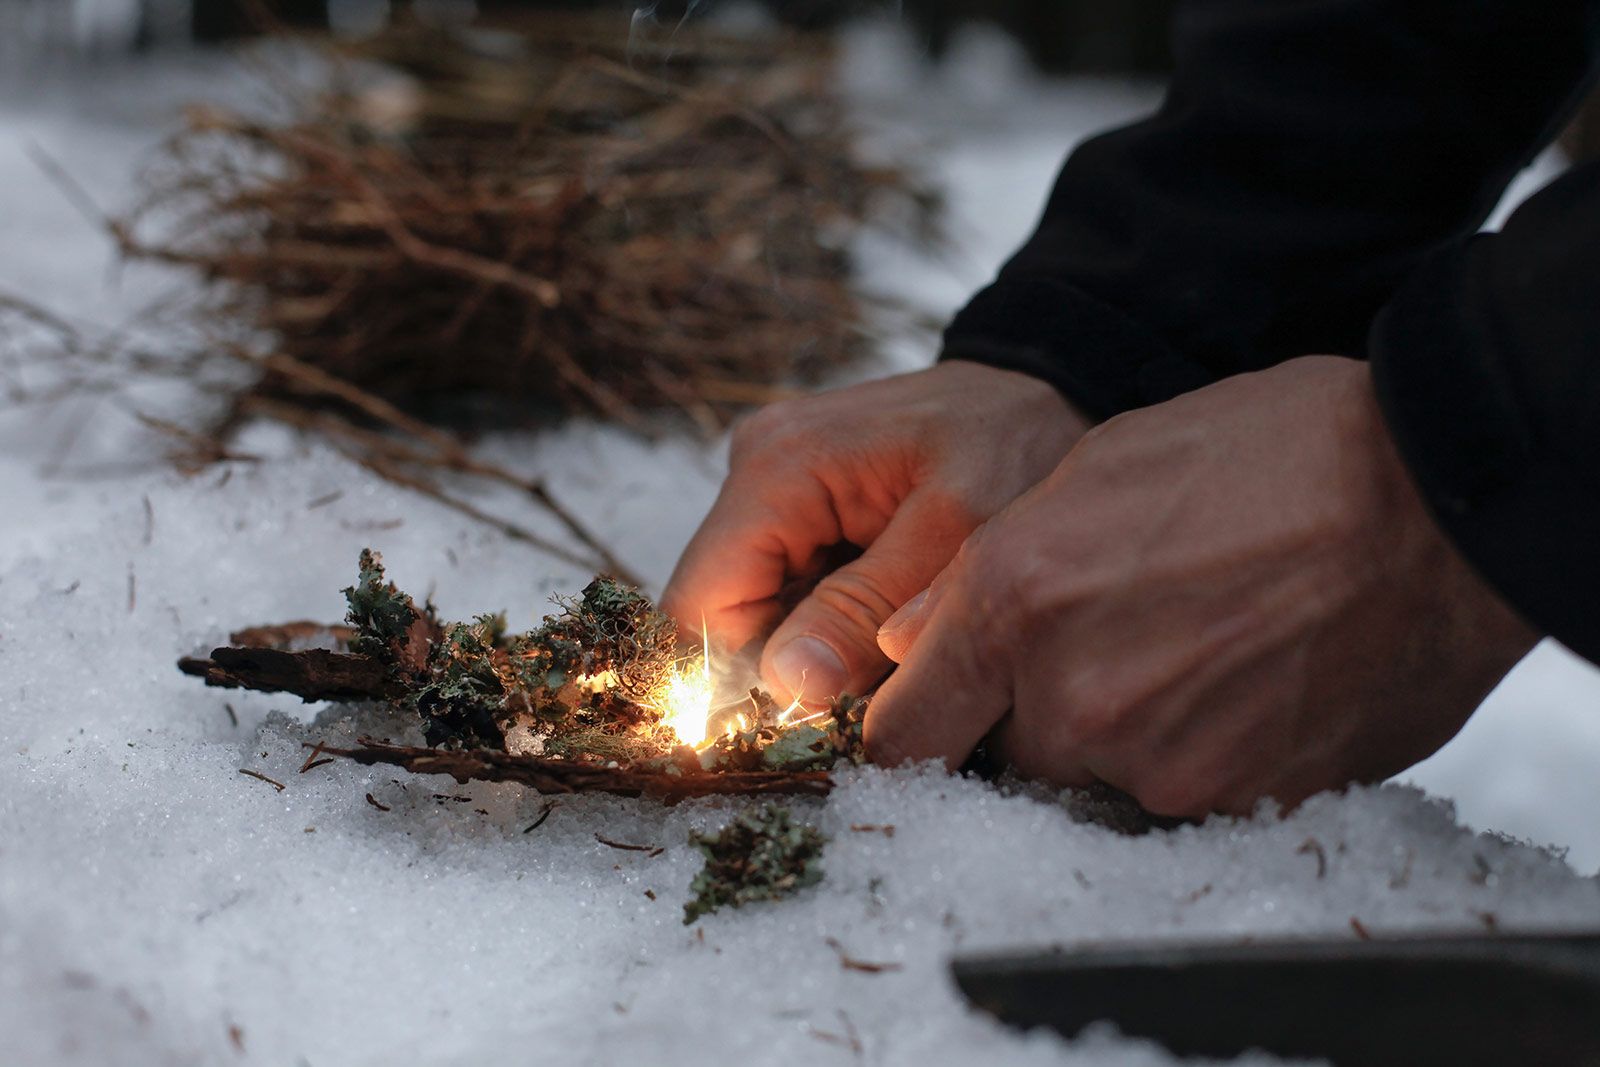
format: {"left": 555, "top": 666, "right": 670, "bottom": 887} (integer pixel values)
{"left": 784, "top": 707, "right": 829, "bottom": 727}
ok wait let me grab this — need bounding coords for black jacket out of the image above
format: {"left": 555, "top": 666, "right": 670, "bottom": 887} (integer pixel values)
{"left": 941, "top": 0, "right": 1600, "bottom": 664}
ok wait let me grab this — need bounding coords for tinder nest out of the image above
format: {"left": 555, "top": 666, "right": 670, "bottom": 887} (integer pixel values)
{"left": 178, "top": 550, "right": 867, "bottom": 804}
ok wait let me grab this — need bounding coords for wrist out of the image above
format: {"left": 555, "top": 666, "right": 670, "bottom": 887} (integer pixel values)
{"left": 1347, "top": 357, "right": 1540, "bottom": 666}
{"left": 934, "top": 357, "right": 1097, "bottom": 432}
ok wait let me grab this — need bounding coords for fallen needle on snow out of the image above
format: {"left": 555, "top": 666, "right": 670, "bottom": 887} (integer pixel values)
{"left": 237, "top": 768, "right": 285, "bottom": 792}
{"left": 595, "top": 833, "right": 664, "bottom": 857}
{"left": 825, "top": 937, "right": 903, "bottom": 974}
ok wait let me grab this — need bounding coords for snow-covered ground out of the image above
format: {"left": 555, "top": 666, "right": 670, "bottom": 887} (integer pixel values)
{"left": 4, "top": 20, "right": 1600, "bottom": 1067}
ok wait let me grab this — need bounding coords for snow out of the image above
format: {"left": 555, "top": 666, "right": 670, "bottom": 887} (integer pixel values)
{"left": 4, "top": 18, "right": 1600, "bottom": 1067}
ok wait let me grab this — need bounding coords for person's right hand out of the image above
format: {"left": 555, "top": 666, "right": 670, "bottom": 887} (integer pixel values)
{"left": 662, "top": 360, "right": 1090, "bottom": 704}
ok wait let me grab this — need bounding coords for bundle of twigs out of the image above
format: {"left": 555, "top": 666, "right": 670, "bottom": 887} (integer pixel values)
{"left": 4, "top": 16, "right": 933, "bottom": 577}
{"left": 120, "top": 13, "right": 935, "bottom": 433}
{"left": 179, "top": 554, "right": 860, "bottom": 801}
{"left": 180, "top": 620, "right": 840, "bottom": 802}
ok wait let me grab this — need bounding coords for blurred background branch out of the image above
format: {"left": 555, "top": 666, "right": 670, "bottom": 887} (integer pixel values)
{"left": 26, "top": 1, "right": 1600, "bottom": 160}
{"left": 2, "top": 0, "right": 1181, "bottom": 73}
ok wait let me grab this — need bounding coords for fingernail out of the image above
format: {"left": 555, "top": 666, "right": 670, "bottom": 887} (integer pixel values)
{"left": 878, "top": 587, "right": 931, "bottom": 639}
{"left": 769, "top": 635, "right": 847, "bottom": 702}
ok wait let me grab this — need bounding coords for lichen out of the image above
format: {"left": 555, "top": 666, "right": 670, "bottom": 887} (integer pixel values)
{"left": 543, "top": 576, "right": 677, "bottom": 703}
{"left": 342, "top": 549, "right": 418, "bottom": 662}
{"left": 759, "top": 724, "right": 833, "bottom": 771}
{"left": 683, "top": 804, "right": 826, "bottom": 924}
{"left": 331, "top": 550, "right": 866, "bottom": 776}
{"left": 340, "top": 550, "right": 683, "bottom": 756}
{"left": 412, "top": 619, "right": 509, "bottom": 749}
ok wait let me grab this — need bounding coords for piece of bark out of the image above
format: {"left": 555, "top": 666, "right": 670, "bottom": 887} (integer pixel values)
{"left": 316, "top": 737, "right": 834, "bottom": 803}
{"left": 228, "top": 620, "right": 356, "bottom": 649}
{"left": 179, "top": 646, "right": 397, "bottom": 703}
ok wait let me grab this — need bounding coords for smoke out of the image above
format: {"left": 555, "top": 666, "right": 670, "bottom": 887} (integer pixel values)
{"left": 627, "top": 0, "right": 708, "bottom": 64}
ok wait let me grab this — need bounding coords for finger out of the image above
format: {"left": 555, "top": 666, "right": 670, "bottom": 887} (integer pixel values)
{"left": 862, "top": 564, "right": 1013, "bottom": 769}
{"left": 759, "top": 494, "right": 972, "bottom": 703}
{"left": 661, "top": 464, "right": 850, "bottom": 651}
{"left": 875, "top": 577, "right": 950, "bottom": 664}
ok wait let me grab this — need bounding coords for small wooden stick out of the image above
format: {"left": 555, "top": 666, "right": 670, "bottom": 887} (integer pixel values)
{"left": 318, "top": 736, "right": 834, "bottom": 803}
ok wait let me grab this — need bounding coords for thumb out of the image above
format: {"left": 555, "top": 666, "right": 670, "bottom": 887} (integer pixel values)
{"left": 759, "top": 495, "right": 969, "bottom": 703}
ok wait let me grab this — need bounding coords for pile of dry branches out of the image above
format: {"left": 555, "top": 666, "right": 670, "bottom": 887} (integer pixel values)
{"left": 120, "top": 13, "right": 935, "bottom": 434}
{"left": 3, "top": 14, "right": 934, "bottom": 579}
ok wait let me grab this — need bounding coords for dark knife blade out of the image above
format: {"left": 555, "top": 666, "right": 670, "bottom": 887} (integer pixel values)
{"left": 953, "top": 933, "right": 1600, "bottom": 1066}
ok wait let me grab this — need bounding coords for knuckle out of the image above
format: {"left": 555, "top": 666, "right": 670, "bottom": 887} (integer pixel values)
{"left": 941, "top": 531, "right": 1039, "bottom": 664}
{"left": 949, "top": 523, "right": 991, "bottom": 573}
{"left": 812, "top": 569, "right": 900, "bottom": 638}
{"left": 1078, "top": 411, "right": 1131, "bottom": 448}
{"left": 910, "top": 484, "right": 988, "bottom": 537}
{"left": 749, "top": 396, "right": 803, "bottom": 430}
{"left": 976, "top": 544, "right": 1045, "bottom": 632}
{"left": 946, "top": 544, "right": 1016, "bottom": 651}
{"left": 731, "top": 398, "right": 805, "bottom": 455}
{"left": 960, "top": 523, "right": 1016, "bottom": 588}
{"left": 728, "top": 404, "right": 845, "bottom": 483}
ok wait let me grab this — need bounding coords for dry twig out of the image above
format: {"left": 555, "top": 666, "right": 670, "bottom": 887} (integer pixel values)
{"left": 314, "top": 737, "right": 833, "bottom": 803}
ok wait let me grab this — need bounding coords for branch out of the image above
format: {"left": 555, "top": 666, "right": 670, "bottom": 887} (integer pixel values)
{"left": 315, "top": 737, "right": 835, "bottom": 803}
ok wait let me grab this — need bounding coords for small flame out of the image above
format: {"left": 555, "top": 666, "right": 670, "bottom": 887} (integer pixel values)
{"left": 652, "top": 615, "right": 715, "bottom": 748}
{"left": 646, "top": 617, "right": 824, "bottom": 749}
{"left": 656, "top": 662, "right": 713, "bottom": 747}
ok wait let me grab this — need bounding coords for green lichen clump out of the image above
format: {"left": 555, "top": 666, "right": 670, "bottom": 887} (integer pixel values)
{"left": 413, "top": 616, "right": 512, "bottom": 750}
{"left": 341, "top": 550, "right": 680, "bottom": 755}
{"left": 342, "top": 548, "right": 425, "bottom": 662}
{"left": 541, "top": 577, "right": 677, "bottom": 704}
{"left": 683, "top": 804, "right": 827, "bottom": 924}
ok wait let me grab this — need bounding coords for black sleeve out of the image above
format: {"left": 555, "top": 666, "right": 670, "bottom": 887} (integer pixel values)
{"left": 1370, "top": 161, "right": 1600, "bottom": 664}
{"left": 941, "top": 0, "right": 1600, "bottom": 421}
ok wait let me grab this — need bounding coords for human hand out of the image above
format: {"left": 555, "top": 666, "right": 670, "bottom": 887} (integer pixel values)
{"left": 867, "top": 356, "right": 1537, "bottom": 816}
{"left": 661, "top": 361, "right": 1090, "bottom": 702}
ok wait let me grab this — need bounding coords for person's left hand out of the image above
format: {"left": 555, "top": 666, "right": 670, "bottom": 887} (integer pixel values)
{"left": 866, "top": 356, "right": 1538, "bottom": 816}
